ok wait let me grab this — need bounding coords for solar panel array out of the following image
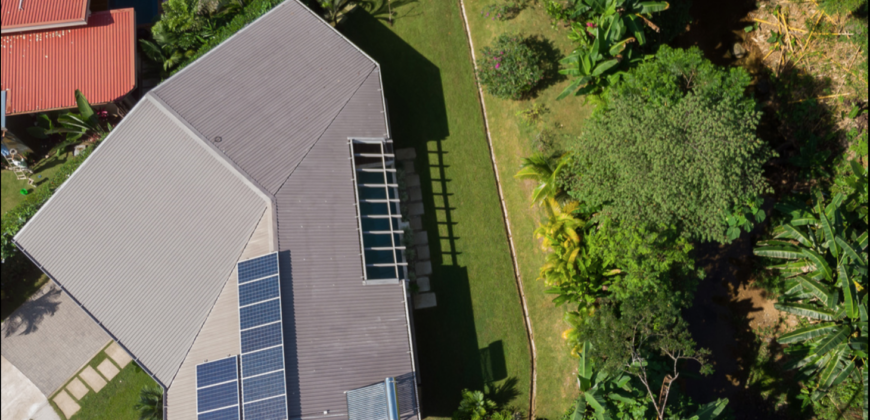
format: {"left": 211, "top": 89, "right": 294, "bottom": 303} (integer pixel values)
{"left": 196, "top": 357, "right": 241, "bottom": 420}
{"left": 237, "top": 253, "right": 289, "bottom": 420}
{"left": 349, "top": 139, "right": 408, "bottom": 284}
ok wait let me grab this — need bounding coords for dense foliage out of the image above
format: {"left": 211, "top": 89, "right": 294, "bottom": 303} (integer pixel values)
{"left": 562, "top": 47, "right": 774, "bottom": 243}
{"left": 452, "top": 389, "right": 521, "bottom": 420}
{"left": 548, "top": 0, "right": 669, "bottom": 97}
{"left": 754, "top": 160, "right": 868, "bottom": 415}
{"left": 134, "top": 386, "right": 164, "bottom": 420}
{"left": 476, "top": 34, "right": 545, "bottom": 100}
{"left": 27, "top": 90, "right": 112, "bottom": 156}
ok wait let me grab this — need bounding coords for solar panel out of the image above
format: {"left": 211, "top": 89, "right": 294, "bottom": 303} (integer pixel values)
{"left": 195, "top": 357, "right": 240, "bottom": 420}
{"left": 238, "top": 254, "right": 279, "bottom": 284}
{"left": 349, "top": 139, "right": 408, "bottom": 284}
{"left": 236, "top": 252, "right": 289, "bottom": 420}
{"left": 239, "top": 276, "right": 280, "bottom": 306}
{"left": 243, "top": 395, "right": 288, "bottom": 420}
{"left": 239, "top": 299, "right": 282, "bottom": 330}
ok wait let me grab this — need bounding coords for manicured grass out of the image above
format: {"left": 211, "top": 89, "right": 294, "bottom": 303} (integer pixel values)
{"left": 342, "top": 3, "right": 532, "bottom": 418}
{"left": 50, "top": 343, "right": 158, "bottom": 420}
{"left": 460, "top": 2, "right": 595, "bottom": 419}
{"left": 1, "top": 153, "right": 71, "bottom": 214}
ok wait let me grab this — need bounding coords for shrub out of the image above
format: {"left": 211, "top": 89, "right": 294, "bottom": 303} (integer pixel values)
{"left": 562, "top": 46, "right": 774, "bottom": 243}
{"left": 476, "top": 34, "right": 545, "bottom": 100}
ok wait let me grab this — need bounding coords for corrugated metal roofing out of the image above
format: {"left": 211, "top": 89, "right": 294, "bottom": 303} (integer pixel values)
{"left": 1, "top": 0, "right": 89, "bottom": 33}
{"left": 277, "top": 69, "right": 416, "bottom": 420}
{"left": 152, "top": 0, "right": 377, "bottom": 194}
{"left": 1, "top": 9, "right": 136, "bottom": 115}
{"left": 14, "top": 95, "right": 269, "bottom": 385}
{"left": 15, "top": 1, "right": 418, "bottom": 417}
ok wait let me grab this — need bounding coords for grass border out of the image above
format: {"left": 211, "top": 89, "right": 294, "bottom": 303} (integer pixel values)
{"left": 456, "top": 1, "right": 538, "bottom": 418}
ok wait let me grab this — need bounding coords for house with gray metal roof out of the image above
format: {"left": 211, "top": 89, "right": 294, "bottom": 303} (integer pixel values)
{"left": 13, "top": 1, "right": 419, "bottom": 419}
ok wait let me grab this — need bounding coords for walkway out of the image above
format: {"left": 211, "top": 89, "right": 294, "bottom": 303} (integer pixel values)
{"left": 1, "top": 355, "right": 60, "bottom": 420}
{"left": 1, "top": 283, "right": 110, "bottom": 395}
{"left": 49, "top": 341, "right": 134, "bottom": 419}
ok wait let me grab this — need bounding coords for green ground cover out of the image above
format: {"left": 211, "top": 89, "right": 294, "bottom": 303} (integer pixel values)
{"left": 341, "top": 3, "right": 532, "bottom": 418}
{"left": 49, "top": 343, "right": 158, "bottom": 420}
{"left": 460, "top": 2, "right": 595, "bottom": 418}
{"left": 1, "top": 153, "right": 70, "bottom": 214}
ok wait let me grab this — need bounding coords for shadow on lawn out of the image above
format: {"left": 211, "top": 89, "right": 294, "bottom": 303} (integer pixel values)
{"left": 341, "top": 9, "right": 517, "bottom": 418}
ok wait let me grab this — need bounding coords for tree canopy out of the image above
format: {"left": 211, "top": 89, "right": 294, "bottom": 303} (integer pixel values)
{"left": 562, "top": 47, "right": 774, "bottom": 243}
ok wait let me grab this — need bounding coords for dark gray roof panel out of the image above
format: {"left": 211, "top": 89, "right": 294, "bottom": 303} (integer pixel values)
{"left": 276, "top": 69, "right": 415, "bottom": 419}
{"left": 14, "top": 97, "right": 268, "bottom": 385}
{"left": 152, "top": 0, "right": 376, "bottom": 194}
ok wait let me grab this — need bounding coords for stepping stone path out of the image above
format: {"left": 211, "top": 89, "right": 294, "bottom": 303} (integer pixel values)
{"left": 65, "top": 378, "right": 89, "bottom": 400}
{"left": 52, "top": 390, "right": 79, "bottom": 418}
{"left": 51, "top": 341, "right": 132, "bottom": 419}
{"left": 396, "top": 148, "right": 437, "bottom": 309}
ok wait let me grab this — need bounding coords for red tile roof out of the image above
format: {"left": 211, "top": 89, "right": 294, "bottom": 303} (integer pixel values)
{"left": 1, "top": 9, "right": 136, "bottom": 115}
{"left": 1, "top": 0, "right": 90, "bottom": 34}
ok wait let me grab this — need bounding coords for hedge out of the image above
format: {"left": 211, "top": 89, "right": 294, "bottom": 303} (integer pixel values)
{"left": 1, "top": 145, "right": 95, "bottom": 261}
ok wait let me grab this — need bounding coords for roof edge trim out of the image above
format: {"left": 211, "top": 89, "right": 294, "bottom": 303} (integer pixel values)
{"left": 13, "top": 93, "right": 154, "bottom": 241}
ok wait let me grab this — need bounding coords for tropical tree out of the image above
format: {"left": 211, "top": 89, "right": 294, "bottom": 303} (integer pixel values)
{"left": 319, "top": 0, "right": 357, "bottom": 25}
{"left": 562, "top": 47, "right": 773, "bottom": 243}
{"left": 572, "top": 341, "right": 729, "bottom": 420}
{"left": 551, "top": 0, "right": 670, "bottom": 98}
{"left": 753, "top": 166, "right": 868, "bottom": 409}
{"left": 515, "top": 152, "right": 571, "bottom": 207}
{"left": 452, "top": 389, "right": 520, "bottom": 420}
{"left": 28, "top": 90, "right": 112, "bottom": 156}
{"left": 134, "top": 385, "right": 163, "bottom": 420}
{"left": 571, "top": 295, "right": 718, "bottom": 420}
{"left": 139, "top": 0, "right": 244, "bottom": 72}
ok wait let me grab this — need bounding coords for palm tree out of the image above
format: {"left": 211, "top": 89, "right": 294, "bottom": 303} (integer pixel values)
{"left": 514, "top": 152, "right": 571, "bottom": 208}
{"left": 134, "top": 386, "right": 163, "bottom": 420}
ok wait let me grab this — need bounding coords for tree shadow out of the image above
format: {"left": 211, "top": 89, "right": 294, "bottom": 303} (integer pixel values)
{"left": 526, "top": 35, "right": 566, "bottom": 99}
{"left": 670, "top": 0, "right": 759, "bottom": 66}
{"left": 2, "top": 284, "right": 62, "bottom": 337}
{"left": 357, "top": 0, "right": 421, "bottom": 24}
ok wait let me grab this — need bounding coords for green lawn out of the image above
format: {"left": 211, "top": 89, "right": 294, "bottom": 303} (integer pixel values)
{"left": 1, "top": 153, "right": 71, "bottom": 214}
{"left": 342, "top": 3, "right": 532, "bottom": 418}
{"left": 50, "top": 343, "right": 158, "bottom": 420}
{"left": 458, "top": 2, "right": 596, "bottom": 418}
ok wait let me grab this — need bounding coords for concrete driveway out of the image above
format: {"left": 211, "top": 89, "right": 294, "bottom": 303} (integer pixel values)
{"left": 1, "top": 355, "right": 59, "bottom": 420}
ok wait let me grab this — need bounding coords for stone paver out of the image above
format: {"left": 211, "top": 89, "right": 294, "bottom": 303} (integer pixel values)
{"left": 409, "top": 216, "right": 423, "bottom": 231}
{"left": 96, "top": 358, "right": 120, "bottom": 381}
{"left": 400, "top": 160, "right": 415, "bottom": 174}
{"left": 52, "top": 390, "right": 80, "bottom": 419}
{"left": 79, "top": 366, "right": 107, "bottom": 392}
{"left": 0, "top": 283, "right": 109, "bottom": 395}
{"left": 415, "top": 261, "right": 432, "bottom": 276}
{"left": 413, "top": 293, "right": 437, "bottom": 309}
{"left": 104, "top": 341, "right": 133, "bottom": 368}
{"left": 416, "top": 244, "right": 431, "bottom": 260}
{"left": 416, "top": 277, "right": 431, "bottom": 292}
{"left": 406, "top": 174, "right": 421, "bottom": 188}
{"left": 65, "top": 377, "right": 89, "bottom": 400}
{"left": 413, "top": 231, "right": 429, "bottom": 246}
{"left": 395, "top": 148, "right": 416, "bottom": 160}
{"left": 408, "top": 202, "right": 424, "bottom": 216}
{"left": 1, "top": 356, "right": 61, "bottom": 420}
{"left": 409, "top": 187, "right": 423, "bottom": 202}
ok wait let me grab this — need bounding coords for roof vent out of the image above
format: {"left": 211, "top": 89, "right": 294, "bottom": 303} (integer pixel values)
{"left": 213, "top": 136, "right": 222, "bottom": 143}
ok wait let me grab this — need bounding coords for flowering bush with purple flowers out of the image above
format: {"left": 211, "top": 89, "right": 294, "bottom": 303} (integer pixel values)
{"left": 476, "top": 34, "right": 545, "bottom": 100}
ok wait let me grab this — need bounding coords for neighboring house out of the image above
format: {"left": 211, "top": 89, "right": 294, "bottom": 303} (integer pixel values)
{"left": 13, "top": 1, "right": 419, "bottom": 420}
{"left": 1, "top": 0, "right": 136, "bottom": 116}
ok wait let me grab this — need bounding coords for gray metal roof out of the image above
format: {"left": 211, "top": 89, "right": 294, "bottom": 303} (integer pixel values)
{"left": 152, "top": 0, "right": 379, "bottom": 194}
{"left": 14, "top": 96, "right": 269, "bottom": 385}
{"left": 15, "top": 1, "right": 417, "bottom": 417}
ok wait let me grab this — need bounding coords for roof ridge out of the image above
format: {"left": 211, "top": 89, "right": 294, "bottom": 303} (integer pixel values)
{"left": 272, "top": 66, "right": 378, "bottom": 199}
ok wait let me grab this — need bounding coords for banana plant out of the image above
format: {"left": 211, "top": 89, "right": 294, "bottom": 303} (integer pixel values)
{"left": 572, "top": 341, "right": 641, "bottom": 420}
{"left": 754, "top": 185, "right": 868, "bottom": 405}
{"left": 557, "top": 0, "right": 669, "bottom": 98}
{"left": 27, "top": 90, "right": 112, "bottom": 156}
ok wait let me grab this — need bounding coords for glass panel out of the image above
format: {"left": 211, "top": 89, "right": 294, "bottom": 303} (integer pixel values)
{"left": 197, "top": 382, "right": 239, "bottom": 413}
{"left": 363, "top": 232, "right": 393, "bottom": 247}
{"left": 358, "top": 186, "right": 387, "bottom": 200}
{"left": 361, "top": 217, "right": 391, "bottom": 232}
{"left": 366, "top": 264, "right": 398, "bottom": 280}
{"left": 364, "top": 249, "right": 395, "bottom": 265}
{"left": 359, "top": 201, "right": 388, "bottom": 216}
{"left": 356, "top": 171, "right": 386, "bottom": 185}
